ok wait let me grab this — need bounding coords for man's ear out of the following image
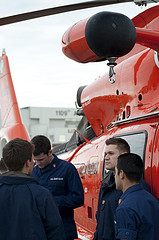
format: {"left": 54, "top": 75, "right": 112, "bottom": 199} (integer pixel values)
{"left": 25, "top": 159, "right": 30, "bottom": 168}
{"left": 120, "top": 169, "right": 125, "bottom": 180}
{"left": 48, "top": 149, "right": 52, "bottom": 156}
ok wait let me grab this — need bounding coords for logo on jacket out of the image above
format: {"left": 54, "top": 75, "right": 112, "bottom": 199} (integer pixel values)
{"left": 50, "top": 178, "right": 64, "bottom": 181}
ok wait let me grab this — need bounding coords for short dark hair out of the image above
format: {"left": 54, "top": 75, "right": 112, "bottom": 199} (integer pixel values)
{"left": 3, "top": 138, "right": 34, "bottom": 171}
{"left": 105, "top": 137, "right": 130, "bottom": 154}
{"left": 31, "top": 135, "right": 51, "bottom": 156}
{"left": 117, "top": 153, "right": 144, "bottom": 182}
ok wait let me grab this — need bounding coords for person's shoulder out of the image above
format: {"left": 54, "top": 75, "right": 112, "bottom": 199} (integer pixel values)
{"left": 142, "top": 188, "right": 159, "bottom": 204}
{"left": 120, "top": 187, "right": 157, "bottom": 209}
{"left": 140, "top": 178, "right": 151, "bottom": 192}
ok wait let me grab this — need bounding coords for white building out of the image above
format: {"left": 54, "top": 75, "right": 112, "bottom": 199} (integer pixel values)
{"left": 20, "top": 107, "right": 82, "bottom": 145}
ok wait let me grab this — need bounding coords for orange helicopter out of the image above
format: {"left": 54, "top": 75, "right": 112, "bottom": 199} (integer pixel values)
{"left": 0, "top": 1, "right": 159, "bottom": 240}
{"left": 57, "top": 4, "right": 159, "bottom": 240}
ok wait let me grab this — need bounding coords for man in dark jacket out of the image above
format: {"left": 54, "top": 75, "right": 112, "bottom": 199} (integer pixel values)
{"left": 31, "top": 135, "right": 84, "bottom": 240}
{"left": 114, "top": 153, "right": 159, "bottom": 240}
{"left": 0, "top": 138, "right": 65, "bottom": 240}
{"left": 93, "top": 137, "right": 150, "bottom": 240}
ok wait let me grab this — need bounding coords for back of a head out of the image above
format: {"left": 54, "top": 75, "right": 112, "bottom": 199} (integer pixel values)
{"left": 31, "top": 135, "right": 51, "bottom": 156}
{"left": 105, "top": 137, "right": 130, "bottom": 154}
{"left": 117, "top": 153, "right": 144, "bottom": 182}
{"left": 3, "top": 138, "right": 34, "bottom": 171}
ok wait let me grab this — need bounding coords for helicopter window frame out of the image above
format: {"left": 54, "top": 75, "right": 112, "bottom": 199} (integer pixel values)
{"left": 102, "top": 130, "right": 147, "bottom": 180}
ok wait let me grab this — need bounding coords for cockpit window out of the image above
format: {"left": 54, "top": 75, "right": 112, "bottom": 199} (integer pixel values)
{"left": 119, "top": 131, "right": 147, "bottom": 159}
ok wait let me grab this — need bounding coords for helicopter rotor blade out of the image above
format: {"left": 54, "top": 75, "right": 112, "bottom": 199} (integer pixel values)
{"left": 0, "top": 0, "right": 133, "bottom": 26}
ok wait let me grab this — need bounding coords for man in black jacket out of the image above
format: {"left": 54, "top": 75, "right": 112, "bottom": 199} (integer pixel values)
{"left": 0, "top": 138, "right": 65, "bottom": 240}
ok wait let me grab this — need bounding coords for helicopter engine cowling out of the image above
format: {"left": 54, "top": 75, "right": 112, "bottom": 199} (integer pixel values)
{"left": 62, "top": 12, "right": 136, "bottom": 63}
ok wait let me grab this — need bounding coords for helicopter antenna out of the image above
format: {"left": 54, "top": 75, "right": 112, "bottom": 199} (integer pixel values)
{"left": 107, "top": 57, "right": 117, "bottom": 83}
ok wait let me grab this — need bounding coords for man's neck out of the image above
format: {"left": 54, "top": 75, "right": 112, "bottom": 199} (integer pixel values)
{"left": 122, "top": 180, "right": 139, "bottom": 193}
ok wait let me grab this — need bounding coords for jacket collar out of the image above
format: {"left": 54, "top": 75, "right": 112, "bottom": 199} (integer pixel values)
{"left": 120, "top": 184, "right": 143, "bottom": 202}
{"left": 2, "top": 171, "right": 31, "bottom": 178}
{"left": 0, "top": 171, "right": 38, "bottom": 185}
{"left": 101, "top": 171, "right": 115, "bottom": 187}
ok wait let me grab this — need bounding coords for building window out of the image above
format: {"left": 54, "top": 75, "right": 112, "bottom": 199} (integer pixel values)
{"left": 31, "top": 118, "right": 39, "bottom": 125}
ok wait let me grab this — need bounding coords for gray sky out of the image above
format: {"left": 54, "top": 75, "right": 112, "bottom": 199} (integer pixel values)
{"left": 0, "top": 1, "right": 158, "bottom": 108}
